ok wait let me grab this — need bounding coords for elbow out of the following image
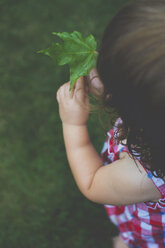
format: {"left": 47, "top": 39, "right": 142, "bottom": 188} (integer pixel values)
{"left": 76, "top": 185, "right": 101, "bottom": 204}
{"left": 79, "top": 187, "right": 105, "bottom": 205}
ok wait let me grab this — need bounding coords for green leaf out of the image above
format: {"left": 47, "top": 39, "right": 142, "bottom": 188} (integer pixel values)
{"left": 38, "top": 31, "right": 98, "bottom": 90}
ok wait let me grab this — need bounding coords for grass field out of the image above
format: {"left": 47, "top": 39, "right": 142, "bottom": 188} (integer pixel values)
{"left": 0, "top": 0, "right": 129, "bottom": 247}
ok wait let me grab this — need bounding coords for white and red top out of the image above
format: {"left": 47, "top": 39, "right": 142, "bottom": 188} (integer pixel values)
{"left": 101, "top": 118, "right": 165, "bottom": 248}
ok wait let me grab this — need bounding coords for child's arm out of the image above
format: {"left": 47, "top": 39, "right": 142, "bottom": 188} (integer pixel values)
{"left": 62, "top": 124, "right": 103, "bottom": 196}
{"left": 57, "top": 77, "right": 103, "bottom": 194}
{"left": 57, "top": 77, "right": 161, "bottom": 205}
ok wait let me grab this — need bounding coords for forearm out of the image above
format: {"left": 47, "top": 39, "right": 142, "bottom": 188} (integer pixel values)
{"left": 62, "top": 123, "right": 104, "bottom": 195}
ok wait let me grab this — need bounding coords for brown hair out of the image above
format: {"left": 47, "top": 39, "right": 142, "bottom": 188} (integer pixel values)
{"left": 97, "top": 0, "right": 165, "bottom": 178}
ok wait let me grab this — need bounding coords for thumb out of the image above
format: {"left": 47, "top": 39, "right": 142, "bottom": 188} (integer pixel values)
{"left": 88, "top": 68, "right": 104, "bottom": 97}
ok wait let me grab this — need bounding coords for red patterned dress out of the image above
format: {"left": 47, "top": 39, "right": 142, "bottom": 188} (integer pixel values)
{"left": 101, "top": 118, "right": 165, "bottom": 248}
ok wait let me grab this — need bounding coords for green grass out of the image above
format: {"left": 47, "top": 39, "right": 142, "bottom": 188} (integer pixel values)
{"left": 0, "top": 0, "right": 129, "bottom": 247}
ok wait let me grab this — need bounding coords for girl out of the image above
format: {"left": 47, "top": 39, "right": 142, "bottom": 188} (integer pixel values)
{"left": 56, "top": 0, "right": 165, "bottom": 247}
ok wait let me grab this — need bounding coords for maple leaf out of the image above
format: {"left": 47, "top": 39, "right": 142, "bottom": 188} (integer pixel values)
{"left": 38, "top": 31, "right": 98, "bottom": 90}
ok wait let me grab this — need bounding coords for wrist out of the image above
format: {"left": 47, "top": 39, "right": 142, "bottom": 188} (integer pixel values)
{"left": 62, "top": 122, "right": 90, "bottom": 149}
{"left": 62, "top": 122, "right": 87, "bottom": 128}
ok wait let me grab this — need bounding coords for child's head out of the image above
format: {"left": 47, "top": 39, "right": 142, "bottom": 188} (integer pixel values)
{"left": 97, "top": 0, "right": 165, "bottom": 178}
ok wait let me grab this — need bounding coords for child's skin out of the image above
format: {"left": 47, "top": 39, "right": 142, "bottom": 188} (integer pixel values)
{"left": 56, "top": 72, "right": 161, "bottom": 247}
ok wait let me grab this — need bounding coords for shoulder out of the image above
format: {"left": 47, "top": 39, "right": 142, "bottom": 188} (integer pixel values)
{"left": 86, "top": 151, "right": 161, "bottom": 206}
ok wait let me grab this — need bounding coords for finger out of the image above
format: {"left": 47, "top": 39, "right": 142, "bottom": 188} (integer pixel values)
{"left": 69, "top": 87, "right": 74, "bottom": 98}
{"left": 83, "top": 76, "right": 89, "bottom": 92}
{"left": 89, "top": 68, "right": 102, "bottom": 88}
{"left": 56, "top": 85, "right": 64, "bottom": 102}
{"left": 75, "top": 76, "right": 85, "bottom": 89}
{"left": 89, "top": 68, "right": 99, "bottom": 81}
{"left": 59, "top": 85, "right": 64, "bottom": 102}
{"left": 91, "top": 76, "right": 103, "bottom": 90}
{"left": 64, "top": 82, "right": 74, "bottom": 98}
{"left": 57, "top": 84, "right": 66, "bottom": 103}
{"left": 88, "top": 69, "right": 104, "bottom": 97}
{"left": 74, "top": 77, "right": 86, "bottom": 100}
{"left": 64, "top": 82, "right": 70, "bottom": 95}
{"left": 56, "top": 89, "right": 60, "bottom": 103}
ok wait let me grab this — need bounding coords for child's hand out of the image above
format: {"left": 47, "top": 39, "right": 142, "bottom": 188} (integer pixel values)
{"left": 56, "top": 77, "right": 90, "bottom": 126}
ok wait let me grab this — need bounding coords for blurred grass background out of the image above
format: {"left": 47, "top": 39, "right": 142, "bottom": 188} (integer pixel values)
{"left": 0, "top": 0, "right": 129, "bottom": 247}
